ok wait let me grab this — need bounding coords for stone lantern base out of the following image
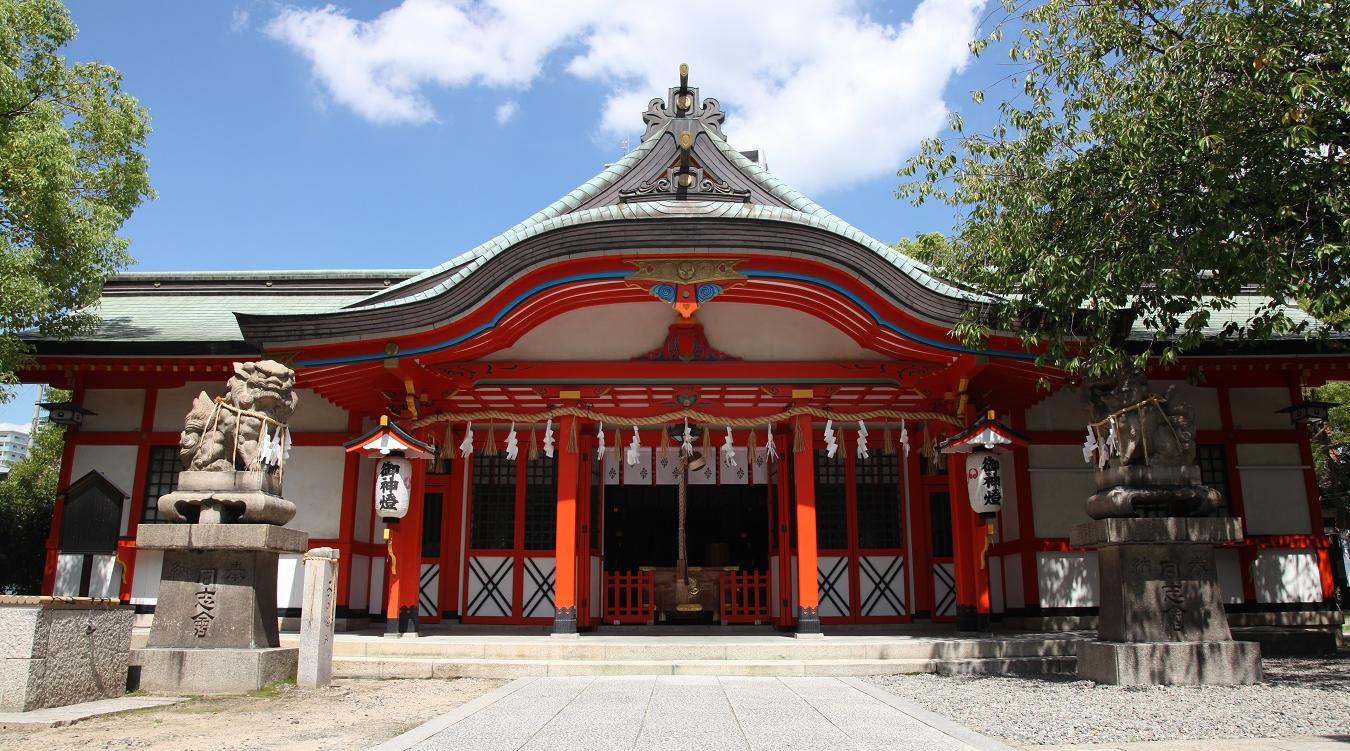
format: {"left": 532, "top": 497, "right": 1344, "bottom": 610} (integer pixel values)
{"left": 1070, "top": 517, "right": 1262, "bottom": 686}
{"left": 134, "top": 523, "right": 307, "bottom": 694}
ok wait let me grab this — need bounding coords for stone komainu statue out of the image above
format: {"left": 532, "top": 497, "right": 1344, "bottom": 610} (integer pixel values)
{"left": 179, "top": 360, "right": 299, "bottom": 473}
{"left": 1080, "top": 368, "right": 1222, "bottom": 519}
{"left": 159, "top": 360, "right": 300, "bottom": 525}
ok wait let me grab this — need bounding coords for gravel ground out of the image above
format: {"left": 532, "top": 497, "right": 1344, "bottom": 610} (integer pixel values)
{"left": 0, "top": 678, "right": 502, "bottom": 751}
{"left": 867, "top": 652, "right": 1350, "bottom": 746}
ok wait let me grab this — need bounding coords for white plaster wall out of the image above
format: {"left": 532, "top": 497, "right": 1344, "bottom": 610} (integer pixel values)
{"left": 1024, "top": 386, "right": 1083, "bottom": 431}
{"left": 1152, "top": 381, "right": 1222, "bottom": 431}
{"left": 368, "top": 557, "right": 385, "bottom": 614}
{"left": 1229, "top": 387, "right": 1292, "bottom": 430}
{"left": 80, "top": 389, "right": 145, "bottom": 432}
{"left": 1027, "top": 445, "right": 1095, "bottom": 538}
{"left": 284, "top": 446, "right": 345, "bottom": 539}
{"left": 1004, "top": 553, "right": 1026, "bottom": 609}
{"left": 289, "top": 389, "right": 349, "bottom": 432}
{"left": 349, "top": 554, "right": 370, "bottom": 614}
{"left": 1237, "top": 443, "right": 1310, "bottom": 535}
{"left": 1253, "top": 548, "right": 1323, "bottom": 603}
{"left": 1000, "top": 453, "right": 1020, "bottom": 542}
{"left": 53, "top": 553, "right": 82, "bottom": 596}
{"left": 990, "top": 556, "right": 1004, "bottom": 613}
{"left": 69, "top": 444, "right": 138, "bottom": 536}
{"left": 130, "top": 549, "right": 163, "bottom": 606}
{"left": 1214, "top": 548, "right": 1243, "bottom": 604}
{"left": 152, "top": 381, "right": 220, "bottom": 432}
{"left": 276, "top": 554, "right": 304, "bottom": 609}
{"left": 354, "top": 456, "right": 375, "bottom": 543}
{"left": 1037, "top": 551, "right": 1100, "bottom": 608}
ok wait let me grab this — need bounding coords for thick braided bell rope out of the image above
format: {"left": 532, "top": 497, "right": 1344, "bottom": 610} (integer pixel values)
{"left": 412, "top": 406, "right": 962, "bottom": 430}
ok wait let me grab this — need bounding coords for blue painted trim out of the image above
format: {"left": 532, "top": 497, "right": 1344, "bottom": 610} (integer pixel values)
{"left": 295, "top": 268, "right": 1034, "bottom": 367}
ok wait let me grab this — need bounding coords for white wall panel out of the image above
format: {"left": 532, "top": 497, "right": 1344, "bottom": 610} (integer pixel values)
{"left": 1214, "top": 548, "right": 1244, "bottom": 604}
{"left": 288, "top": 388, "right": 349, "bottom": 432}
{"left": 1025, "top": 386, "right": 1083, "bottom": 431}
{"left": 1253, "top": 548, "right": 1323, "bottom": 604}
{"left": 1004, "top": 553, "right": 1026, "bottom": 609}
{"left": 131, "top": 549, "right": 163, "bottom": 606}
{"left": 53, "top": 553, "right": 82, "bottom": 596}
{"left": 284, "top": 446, "right": 344, "bottom": 538}
{"left": 1028, "top": 445, "right": 1096, "bottom": 538}
{"left": 1037, "top": 551, "right": 1100, "bottom": 608}
{"left": 1229, "top": 387, "right": 1292, "bottom": 430}
{"left": 81, "top": 389, "right": 145, "bottom": 432}
{"left": 1237, "top": 444, "right": 1310, "bottom": 535}
{"left": 152, "top": 382, "right": 219, "bottom": 432}
{"left": 349, "top": 554, "right": 370, "bottom": 614}
{"left": 276, "top": 553, "right": 304, "bottom": 609}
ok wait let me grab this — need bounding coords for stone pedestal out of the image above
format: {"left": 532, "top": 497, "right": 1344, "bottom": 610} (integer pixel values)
{"left": 297, "top": 547, "right": 339, "bottom": 689}
{"left": 0, "top": 596, "right": 133, "bottom": 711}
{"left": 135, "top": 523, "right": 307, "bottom": 694}
{"left": 1070, "top": 517, "right": 1262, "bottom": 685}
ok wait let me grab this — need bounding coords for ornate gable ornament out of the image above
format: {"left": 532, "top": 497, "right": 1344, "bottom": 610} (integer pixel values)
{"left": 621, "top": 65, "right": 751, "bottom": 204}
{"left": 626, "top": 258, "right": 747, "bottom": 318}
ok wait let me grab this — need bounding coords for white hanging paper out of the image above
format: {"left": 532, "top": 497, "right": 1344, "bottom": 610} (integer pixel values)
{"left": 721, "top": 427, "right": 738, "bottom": 468}
{"left": 504, "top": 422, "right": 519, "bottom": 461}
{"left": 900, "top": 419, "right": 910, "bottom": 458}
{"left": 625, "top": 426, "right": 642, "bottom": 467}
{"left": 542, "top": 418, "right": 555, "bottom": 459}
{"left": 856, "top": 420, "right": 870, "bottom": 460}
{"left": 624, "top": 447, "right": 652, "bottom": 485}
{"left": 764, "top": 423, "right": 779, "bottom": 462}
{"left": 459, "top": 421, "right": 475, "bottom": 457}
{"left": 281, "top": 426, "right": 292, "bottom": 463}
{"left": 258, "top": 422, "right": 274, "bottom": 466}
{"left": 680, "top": 419, "right": 695, "bottom": 456}
{"left": 823, "top": 419, "right": 838, "bottom": 459}
{"left": 596, "top": 423, "right": 607, "bottom": 461}
{"left": 720, "top": 448, "right": 749, "bottom": 484}
{"left": 1081, "top": 426, "right": 1098, "bottom": 464}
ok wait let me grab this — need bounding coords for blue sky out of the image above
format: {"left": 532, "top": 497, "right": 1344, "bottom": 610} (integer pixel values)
{"left": 2, "top": 0, "right": 1017, "bottom": 426}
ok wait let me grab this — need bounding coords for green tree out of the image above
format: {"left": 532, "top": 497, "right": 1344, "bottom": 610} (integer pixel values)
{"left": 900, "top": 0, "right": 1349, "bottom": 375}
{"left": 0, "top": 0, "right": 153, "bottom": 397}
{"left": 0, "top": 421, "right": 64, "bottom": 593}
{"left": 1312, "top": 381, "right": 1350, "bottom": 528}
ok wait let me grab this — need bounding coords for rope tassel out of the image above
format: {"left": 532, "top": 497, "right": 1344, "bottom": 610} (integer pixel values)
{"left": 482, "top": 422, "right": 498, "bottom": 457}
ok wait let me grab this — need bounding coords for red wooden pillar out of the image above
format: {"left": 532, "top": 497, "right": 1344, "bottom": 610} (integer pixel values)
{"left": 947, "top": 456, "right": 992, "bottom": 631}
{"left": 553, "top": 415, "right": 580, "bottom": 634}
{"left": 384, "top": 458, "right": 426, "bottom": 635}
{"left": 792, "top": 414, "right": 822, "bottom": 635}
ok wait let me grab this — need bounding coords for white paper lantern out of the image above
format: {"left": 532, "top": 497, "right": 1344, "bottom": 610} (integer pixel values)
{"left": 375, "top": 457, "right": 413, "bottom": 519}
{"left": 965, "top": 452, "right": 1004, "bottom": 517}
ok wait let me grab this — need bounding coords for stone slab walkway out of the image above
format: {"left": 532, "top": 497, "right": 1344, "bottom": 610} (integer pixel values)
{"left": 0, "top": 695, "right": 186, "bottom": 728}
{"left": 373, "top": 676, "right": 1016, "bottom": 751}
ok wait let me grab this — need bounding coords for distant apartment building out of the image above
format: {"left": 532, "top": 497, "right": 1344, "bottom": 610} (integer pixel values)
{"left": 0, "top": 428, "right": 31, "bottom": 477}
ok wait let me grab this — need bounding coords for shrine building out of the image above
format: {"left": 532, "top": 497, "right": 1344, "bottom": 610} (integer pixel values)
{"left": 21, "top": 71, "right": 1346, "bottom": 637}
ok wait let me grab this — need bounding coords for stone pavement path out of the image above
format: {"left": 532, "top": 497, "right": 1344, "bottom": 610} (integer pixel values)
{"left": 377, "top": 675, "right": 1012, "bottom": 751}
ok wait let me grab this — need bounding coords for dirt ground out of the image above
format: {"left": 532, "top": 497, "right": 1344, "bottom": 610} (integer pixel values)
{"left": 0, "top": 678, "right": 503, "bottom": 751}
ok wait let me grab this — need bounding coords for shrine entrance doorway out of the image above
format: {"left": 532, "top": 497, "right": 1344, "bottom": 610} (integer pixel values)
{"left": 598, "top": 454, "right": 777, "bottom": 626}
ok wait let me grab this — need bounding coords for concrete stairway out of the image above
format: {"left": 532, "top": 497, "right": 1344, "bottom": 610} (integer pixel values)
{"left": 278, "top": 634, "right": 1083, "bottom": 679}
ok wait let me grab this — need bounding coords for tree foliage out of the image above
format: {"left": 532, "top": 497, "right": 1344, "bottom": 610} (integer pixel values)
{"left": 0, "top": 0, "right": 152, "bottom": 396}
{"left": 900, "top": 0, "right": 1349, "bottom": 375}
{"left": 0, "top": 421, "right": 63, "bottom": 593}
{"left": 1312, "top": 381, "right": 1350, "bottom": 527}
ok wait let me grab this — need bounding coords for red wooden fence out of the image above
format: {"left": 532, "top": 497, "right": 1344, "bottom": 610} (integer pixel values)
{"left": 719, "top": 570, "right": 771, "bottom": 624}
{"left": 603, "top": 571, "right": 655, "bottom": 625}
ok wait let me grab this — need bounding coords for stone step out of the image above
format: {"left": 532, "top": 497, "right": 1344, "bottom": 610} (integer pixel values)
{"left": 331, "top": 655, "right": 1078, "bottom": 679}
{"left": 286, "top": 637, "right": 1081, "bottom": 662}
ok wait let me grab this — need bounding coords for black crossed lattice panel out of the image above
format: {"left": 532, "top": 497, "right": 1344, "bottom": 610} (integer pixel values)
{"left": 466, "top": 556, "right": 514, "bottom": 618}
{"left": 521, "top": 556, "right": 556, "bottom": 619}
{"left": 816, "top": 556, "right": 850, "bottom": 617}
{"left": 418, "top": 563, "right": 440, "bottom": 617}
{"left": 932, "top": 562, "right": 956, "bottom": 617}
{"left": 858, "top": 555, "right": 907, "bottom": 616}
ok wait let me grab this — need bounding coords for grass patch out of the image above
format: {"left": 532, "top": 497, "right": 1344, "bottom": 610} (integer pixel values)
{"left": 247, "top": 679, "right": 296, "bottom": 699}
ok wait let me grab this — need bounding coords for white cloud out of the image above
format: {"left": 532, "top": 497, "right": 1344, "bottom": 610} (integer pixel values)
{"left": 494, "top": 99, "right": 518, "bottom": 125}
{"left": 230, "top": 7, "right": 251, "bottom": 33}
{"left": 0, "top": 422, "right": 30, "bottom": 434}
{"left": 265, "top": 0, "right": 984, "bottom": 193}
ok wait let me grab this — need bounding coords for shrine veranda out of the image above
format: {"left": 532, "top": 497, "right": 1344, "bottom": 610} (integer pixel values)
{"left": 21, "top": 75, "right": 1346, "bottom": 640}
